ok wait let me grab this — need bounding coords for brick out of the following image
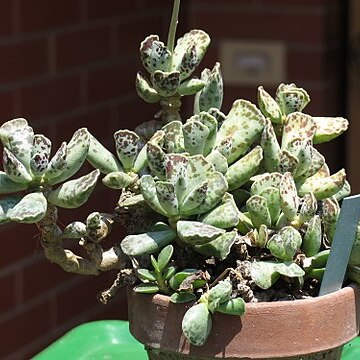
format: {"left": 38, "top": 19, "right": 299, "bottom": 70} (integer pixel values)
{"left": 0, "top": 273, "right": 15, "bottom": 314}
{"left": 87, "top": 61, "right": 136, "bottom": 104}
{"left": 19, "top": 0, "right": 81, "bottom": 33}
{"left": 0, "top": 0, "right": 12, "bottom": 37}
{"left": 56, "top": 27, "right": 112, "bottom": 70}
{"left": 87, "top": 0, "right": 138, "bottom": 20}
{"left": 0, "top": 39, "right": 48, "bottom": 84}
{"left": 0, "top": 300, "right": 51, "bottom": 357}
{"left": 19, "top": 75, "right": 81, "bottom": 120}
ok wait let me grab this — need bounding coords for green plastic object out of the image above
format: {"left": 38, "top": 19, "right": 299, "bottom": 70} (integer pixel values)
{"left": 342, "top": 336, "right": 360, "bottom": 359}
{"left": 34, "top": 320, "right": 147, "bottom": 360}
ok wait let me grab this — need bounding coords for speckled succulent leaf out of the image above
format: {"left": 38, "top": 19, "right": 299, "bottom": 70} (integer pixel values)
{"left": 132, "top": 144, "right": 148, "bottom": 173}
{"left": 349, "top": 224, "right": 360, "bottom": 266}
{"left": 216, "top": 298, "right": 246, "bottom": 316}
{"left": 155, "top": 181, "right": 179, "bottom": 216}
{"left": 199, "top": 193, "right": 240, "bottom": 229}
{"left": 48, "top": 128, "right": 90, "bottom": 185}
{"left": 246, "top": 195, "right": 272, "bottom": 229}
{"left": 215, "top": 99, "right": 266, "bottom": 164}
{"left": 180, "top": 180, "right": 208, "bottom": 215}
{"left": 200, "top": 171, "right": 228, "bottom": 213}
{"left": 102, "top": 171, "right": 134, "bottom": 189}
{"left": 312, "top": 117, "right": 348, "bottom": 144}
{"left": 259, "top": 187, "right": 281, "bottom": 226}
{"left": 250, "top": 261, "right": 281, "bottom": 290}
{"left": 177, "top": 220, "right": 225, "bottom": 245}
{"left": 190, "top": 112, "right": 218, "bottom": 156}
{"left": 334, "top": 180, "right": 351, "bottom": 201}
{"left": 164, "top": 154, "right": 189, "bottom": 203}
{"left": 297, "top": 169, "right": 346, "bottom": 200}
{"left": 62, "top": 221, "right": 87, "bottom": 238}
{"left": 281, "top": 113, "right": 316, "bottom": 150}
{"left": 299, "top": 192, "right": 318, "bottom": 224}
{"left": 226, "top": 146, "right": 263, "bottom": 191}
{"left": 170, "top": 292, "right": 197, "bottom": 304}
{"left": 146, "top": 143, "right": 166, "bottom": 179}
{"left": 7, "top": 192, "right": 47, "bottom": 224}
{"left": 121, "top": 229, "right": 176, "bottom": 256}
{"left": 162, "top": 121, "right": 185, "bottom": 153}
{"left": 86, "top": 212, "right": 101, "bottom": 230}
{"left": 208, "top": 107, "right": 226, "bottom": 126}
{"left": 172, "top": 30, "right": 210, "bottom": 81}
{"left": 114, "top": 130, "right": 140, "bottom": 171}
{"left": 150, "top": 70, "right": 180, "bottom": 97}
{"left": 250, "top": 172, "right": 282, "bottom": 196}
{"left": 236, "top": 213, "right": 253, "bottom": 235}
{"left": 275, "top": 84, "right": 310, "bottom": 115}
{"left": 214, "top": 137, "right": 233, "bottom": 160}
{"left": 140, "top": 175, "right": 167, "bottom": 216}
{"left": 183, "top": 120, "right": 210, "bottom": 155}
{"left": 148, "top": 130, "right": 165, "bottom": 147}
{"left": 206, "top": 150, "right": 228, "bottom": 174}
{"left": 258, "top": 86, "right": 282, "bottom": 124}
{"left": 258, "top": 224, "right": 269, "bottom": 248}
{"left": 271, "top": 227, "right": 302, "bottom": 261}
{"left": 32, "top": 134, "right": 51, "bottom": 157}
{"left": 311, "top": 163, "right": 331, "bottom": 179}
{"left": 278, "top": 149, "right": 299, "bottom": 175}
{"left": 47, "top": 169, "right": 100, "bottom": 209}
{"left": 193, "top": 230, "right": 237, "bottom": 260}
{"left": 0, "top": 171, "right": 28, "bottom": 194}
{"left": 30, "top": 153, "right": 49, "bottom": 177}
{"left": 140, "top": 35, "right": 171, "bottom": 73}
{"left": 135, "top": 72, "right": 162, "bottom": 103}
{"left": 186, "top": 155, "right": 213, "bottom": 188}
{"left": 280, "top": 172, "right": 299, "bottom": 221}
{"left": 0, "top": 118, "right": 29, "bottom": 148}
{"left": 194, "top": 62, "right": 223, "bottom": 113}
{"left": 182, "top": 302, "right": 212, "bottom": 346}
{"left": 86, "top": 133, "right": 122, "bottom": 174}
{"left": 208, "top": 280, "right": 232, "bottom": 304}
{"left": 287, "top": 139, "right": 312, "bottom": 178}
{"left": 302, "top": 215, "right": 322, "bottom": 257}
{"left": 297, "top": 147, "right": 325, "bottom": 181}
{"left": 178, "top": 78, "right": 205, "bottom": 96}
{"left": 261, "top": 120, "right": 281, "bottom": 172}
{"left": 321, "top": 198, "right": 340, "bottom": 243}
{"left": 44, "top": 142, "right": 67, "bottom": 182}
{"left": 3, "top": 148, "right": 32, "bottom": 184}
{"left": 0, "top": 196, "right": 21, "bottom": 224}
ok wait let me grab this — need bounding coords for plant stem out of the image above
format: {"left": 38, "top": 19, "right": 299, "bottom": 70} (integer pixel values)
{"left": 167, "top": 0, "right": 180, "bottom": 55}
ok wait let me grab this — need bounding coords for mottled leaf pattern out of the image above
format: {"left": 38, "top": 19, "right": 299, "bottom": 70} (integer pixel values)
{"left": 140, "top": 35, "right": 171, "bottom": 73}
{"left": 258, "top": 86, "right": 282, "bottom": 124}
{"left": 162, "top": 121, "right": 185, "bottom": 153}
{"left": 183, "top": 120, "right": 210, "bottom": 155}
{"left": 114, "top": 130, "right": 140, "bottom": 171}
{"left": 151, "top": 70, "right": 180, "bottom": 97}
{"left": 312, "top": 117, "right": 348, "bottom": 144}
{"left": 246, "top": 195, "right": 272, "bottom": 229}
{"left": 135, "top": 72, "right": 162, "bottom": 103}
{"left": 279, "top": 172, "right": 299, "bottom": 221}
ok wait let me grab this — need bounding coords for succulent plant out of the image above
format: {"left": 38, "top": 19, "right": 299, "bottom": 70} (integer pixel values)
{"left": 1, "top": 0, "right": 360, "bottom": 350}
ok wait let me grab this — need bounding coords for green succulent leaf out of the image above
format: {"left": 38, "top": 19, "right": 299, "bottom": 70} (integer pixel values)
{"left": 177, "top": 220, "right": 225, "bottom": 245}
{"left": 194, "top": 62, "right": 223, "bottom": 113}
{"left": 114, "top": 130, "right": 140, "bottom": 171}
{"left": 200, "top": 171, "right": 228, "bottom": 213}
{"left": 121, "top": 229, "right": 176, "bottom": 256}
{"left": 258, "top": 86, "right": 282, "bottom": 124}
{"left": 163, "top": 266, "right": 176, "bottom": 280}
{"left": 312, "top": 117, "right": 348, "bottom": 144}
{"left": 298, "top": 147, "right": 325, "bottom": 180}
{"left": 183, "top": 120, "right": 210, "bottom": 155}
{"left": 208, "top": 280, "right": 232, "bottom": 304}
{"left": 140, "top": 175, "right": 167, "bottom": 216}
{"left": 226, "top": 146, "right": 263, "bottom": 191}
{"left": 155, "top": 181, "right": 179, "bottom": 216}
{"left": 275, "top": 84, "right": 310, "bottom": 115}
{"left": 250, "top": 261, "right": 281, "bottom": 290}
{"left": 86, "top": 212, "right": 101, "bottom": 229}
{"left": 261, "top": 120, "right": 281, "bottom": 172}
{"left": 133, "top": 283, "right": 160, "bottom": 294}
{"left": 286, "top": 139, "right": 312, "bottom": 178}
{"left": 45, "top": 142, "right": 67, "bottom": 181}
{"left": 0, "top": 196, "right": 21, "bottom": 224}
{"left": 146, "top": 143, "right": 166, "bottom": 179}
{"left": 267, "top": 227, "right": 302, "bottom": 261}
{"left": 62, "top": 221, "right": 87, "bottom": 238}
{"left": 259, "top": 187, "right": 281, "bottom": 226}
{"left": 170, "top": 292, "right": 197, "bottom": 304}
{"left": 30, "top": 134, "right": 51, "bottom": 177}
{"left": 333, "top": 180, "right": 351, "bottom": 202}
{"left": 279, "top": 172, "right": 299, "bottom": 221}
{"left": 215, "top": 99, "right": 266, "bottom": 163}
{"left": 182, "top": 303, "right": 212, "bottom": 346}
{"left": 0, "top": 171, "right": 29, "bottom": 194}
{"left": 193, "top": 230, "right": 237, "bottom": 260}
{"left": 322, "top": 198, "right": 340, "bottom": 244}
{"left": 180, "top": 180, "right": 208, "bottom": 215}
{"left": 302, "top": 215, "right": 322, "bottom": 257}
{"left": 169, "top": 269, "right": 205, "bottom": 291}
{"left": 136, "top": 72, "right": 162, "bottom": 103}
{"left": 206, "top": 150, "right": 228, "bottom": 174}
{"left": 278, "top": 149, "right": 299, "bottom": 175}
{"left": 47, "top": 128, "right": 90, "bottom": 185}
{"left": 162, "top": 121, "right": 185, "bottom": 153}
{"left": 216, "top": 298, "right": 246, "bottom": 316}
{"left": 299, "top": 192, "right": 318, "bottom": 224}
{"left": 137, "top": 268, "right": 157, "bottom": 282}
{"left": 3, "top": 148, "right": 32, "bottom": 184}
{"left": 250, "top": 172, "right": 282, "bottom": 196}
{"left": 102, "top": 171, "right": 134, "bottom": 189}
{"left": 7, "top": 192, "right": 47, "bottom": 224}
{"left": 246, "top": 195, "right": 272, "bottom": 229}
{"left": 151, "top": 70, "right": 180, "bottom": 97}
{"left": 47, "top": 169, "right": 100, "bottom": 209}
{"left": 140, "top": 35, "right": 171, "bottom": 73}
{"left": 172, "top": 29, "right": 211, "bottom": 81}
{"left": 178, "top": 78, "right": 205, "bottom": 96}
{"left": 157, "top": 244, "right": 174, "bottom": 272}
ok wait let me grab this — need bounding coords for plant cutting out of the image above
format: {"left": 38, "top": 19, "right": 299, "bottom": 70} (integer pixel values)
{"left": 1, "top": 0, "right": 360, "bottom": 359}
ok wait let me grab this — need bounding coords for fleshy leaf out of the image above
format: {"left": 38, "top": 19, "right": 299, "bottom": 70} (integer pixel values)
{"left": 299, "top": 192, "right": 318, "bottom": 224}
{"left": 250, "top": 261, "right": 281, "bottom": 290}
{"left": 45, "top": 142, "right": 67, "bottom": 181}
{"left": 140, "top": 35, "right": 171, "bottom": 73}
{"left": 162, "top": 121, "right": 185, "bottom": 153}
{"left": 133, "top": 283, "right": 160, "bottom": 293}
{"left": 121, "top": 229, "right": 176, "bottom": 256}
{"left": 62, "top": 221, "right": 87, "bottom": 238}
{"left": 178, "top": 78, "right": 205, "bottom": 96}
{"left": 287, "top": 139, "right": 312, "bottom": 178}
{"left": 0, "top": 172, "right": 28, "bottom": 194}
{"left": 321, "top": 198, "right": 340, "bottom": 244}
{"left": 312, "top": 117, "right": 348, "bottom": 144}
{"left": 278, "top": 149, "right": 299, "bottom": 175}
{"left": 140, "top": 175, "right": 167, "bottom": 216}
{"left": 0, "top": 196, "right": 21, "bottom": 224}
{"left": 48, "top": 128, "right": 90, "bottom": 185}
{"left": 194, "top": 62, "right": 223, "bottom": 113}
{"left": 298, "top": 147, "right": 325, "bottom": 180}
{"left": 183, "top": 120, "right": 210, "bottom": 155}
{"left": 246, "top": 195, "right": 272, "bottom": 229}
{"left": 151, "top": 70, "right": 180, "bottom": 97}
{"left": 216, "top": 298, "right": 246, "bottom": 316}
{"left": 3, "top": 148, "right": 32, "bottom": 184}
{"left": 206, "top": 150, "right": 228, "bottom": 174}
{"left": 0, "top": 118, "right": 29, "bottom": 148}
{"left": 193, "top": 230, "right": 237, "bottom": 260}
{"left": 177, "top": 220, "right": 225, "bottom": 245}
{"left": 180, "top": 180, "right": 208, "bottom": 215}
{"left": 208, "top": 280, "right": 232, "bottom": 305}
{"left": 226, "top": 146, "right": 263, "bottom": 191}
{"left": 87, "top": 133, "right": 122, "bottom": 174}
{"left": 136, "top": 72, "right": 162, "bottom": 103}
{"left": 7, "top": 192, "right": 47, "bottom": 224}
{"left": 200, "top": 171, "right": 228, "bottom": 213}
{"left": 114, "top": 130, "right": 140, "bottom": 171}
{"left": 47, "top": 170, "right": 100, "bottom": 209}
{"left": 261, "top": 120, "right": 281, "bottom": 172}
{"left": 275, "top": 84, "right": 310, "bottom": 115}
{"left": 215, "top": 100, "right": 266, "bottom": 163}
{"left": 30, "top": 134, "right": 51, "bottom": 177}
{"left": 279, "top": 172, "right": 299, "bottom": 221}
{"left": 137, "top": 268, "right": 157, "bottom": 282}
{"left": 302, "top": 215, "right": 322, "bottom": 257}
{"left": 147, "top": 143, "right": 166, "bottom": 179}
{"left": 258, "top": 86, "right": 282, "bottom": 123}
{"left": 102, "top": 171, "right": 134, "bottom": 189}
{"left": 250, "top": 172, "right": 282, "bottom": 196}
{"left": 259, "top": 187, "right": 281, "bottom": 226}
{"left": 172, "top": 30, "right": 211, "bottom": 81}
{"left": 170, "top": 292, "right": 197, "bottom": 303}
{"left": 334, "top": 180, "right": 351, "bottom": 201}
{"left": 157, "top": 244, "right": 173, "bottom": 272}
{"left": 182, "top": 303, "right": 212, "bottom": 346}
{"left": 155, "top": 181, "right": 179, "bottom": 216}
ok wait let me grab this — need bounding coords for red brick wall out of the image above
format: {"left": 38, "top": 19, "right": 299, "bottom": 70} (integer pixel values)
{"left": 0, "top": 1, "right": 172, "bottom": 359}
{"left": 0, "top": 0, "right": 345, "bottom": 359}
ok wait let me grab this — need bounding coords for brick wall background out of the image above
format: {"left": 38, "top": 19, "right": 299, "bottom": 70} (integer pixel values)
{"left": 0, "top": 0, "right": 346, "bottom": 359}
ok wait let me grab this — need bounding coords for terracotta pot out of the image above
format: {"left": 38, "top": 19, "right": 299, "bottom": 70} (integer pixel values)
{"left": 127, "top": 285, "right": 360, "bottom": 360}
